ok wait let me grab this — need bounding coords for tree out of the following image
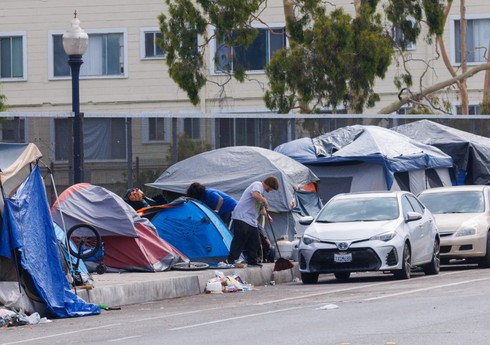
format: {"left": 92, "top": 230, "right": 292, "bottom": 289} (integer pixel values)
{"left": 158, "top": 0, "right": 490, "bottom": 114}
{"left": 0, "top": 87, "right": 6, "bottom": 112}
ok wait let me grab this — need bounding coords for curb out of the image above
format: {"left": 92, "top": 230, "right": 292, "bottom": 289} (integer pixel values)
{"left": 77, "top": 263, "right": 300, "bottom": 307}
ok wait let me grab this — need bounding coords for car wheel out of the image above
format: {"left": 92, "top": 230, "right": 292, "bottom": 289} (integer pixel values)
{"left": 478, "top": 233, "right": 490, "bottom": 268}
{"left": 394, "top": 242, "right": 411, "bottom": 280}
{"left": 334, "top": 272, "right": 351, "bottom": 280}
{"left": 423, "top": 239, "right": 440, "bottom": 275}
{"left": 301, "top": 272, "right": 319, "bottom": 284}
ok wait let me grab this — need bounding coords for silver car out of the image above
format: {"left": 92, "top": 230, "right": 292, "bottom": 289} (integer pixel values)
{"left": 418, "top": 185, "right": 490, "bottom": 267}
{"left": 298, "top": 191, "right": 440, "bottom": 284}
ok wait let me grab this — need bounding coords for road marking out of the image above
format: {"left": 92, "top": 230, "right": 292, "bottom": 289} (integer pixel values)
{"left": 108, "top": 336, "right": 140, "bottom": 342}
{"left": 363, "top": 277, "right": 490, "bottom": 301}
{"left": 0, "top": 324, "right": 120, "bottom": 345}
{"left": 168, "top": 305, "right": 306, "bottom": 331}
{"left": 255, "top": 270, "right": 466, "bottom": 305}
{"left": 135, "top": 307, "right": 222, "bottom": 322}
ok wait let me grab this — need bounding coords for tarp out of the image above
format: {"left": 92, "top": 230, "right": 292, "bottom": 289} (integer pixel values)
{"left": 51, "top": 184, "right": 185, "bottom": 272}
{"left": 391, "top": 119, "right": 490, "bottom": 185}
{"left": 141, "top": 198, "right": 233, "bottom": 266}
{"left": 146, "top": 146, "right": 322, "bottom": 240}
{"left": 0, "top": 166, "right": 99, "bottom": 318}
{"left": 275, "top": 125, "right": 454, "bottom": 201}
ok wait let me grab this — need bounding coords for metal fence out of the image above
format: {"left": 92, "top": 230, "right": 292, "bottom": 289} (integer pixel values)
{"left": 1, "top": 112, "right": 489, "bottom": 203}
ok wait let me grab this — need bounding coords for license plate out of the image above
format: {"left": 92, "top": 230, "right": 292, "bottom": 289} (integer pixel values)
{"left": 334, "top": 252, "right": 352, "bottom": 263}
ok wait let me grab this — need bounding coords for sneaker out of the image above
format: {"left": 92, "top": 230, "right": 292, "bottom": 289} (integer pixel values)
{"left": 217, "top": 261, "right": 234, "bottom": 269}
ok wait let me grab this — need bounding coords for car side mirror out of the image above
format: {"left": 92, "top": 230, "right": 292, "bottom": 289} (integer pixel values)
{"left": 406, "top": 211, "right": 422, "bottom": 222}
{"left": 299, "top": 216, "right": 314, "bottom": 225}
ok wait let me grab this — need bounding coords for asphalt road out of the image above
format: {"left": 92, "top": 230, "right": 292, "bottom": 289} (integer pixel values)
{"left": 2, "top": 264, "right": 490, "bottom": 345}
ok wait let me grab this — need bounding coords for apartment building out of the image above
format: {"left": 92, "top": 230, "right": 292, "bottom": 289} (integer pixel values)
{"left": 0, "top": 0, "right": 489, "bottom": 195}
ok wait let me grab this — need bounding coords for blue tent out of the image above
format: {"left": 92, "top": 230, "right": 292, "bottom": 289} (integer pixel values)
{"left": 0, "top": 144, "right": 99, "bottom": 318}
{"left": 275, "top": 125, "right": 455, "bottom": 202}
{"left": 142, "top": 198, "right": 232, "bottom": 266}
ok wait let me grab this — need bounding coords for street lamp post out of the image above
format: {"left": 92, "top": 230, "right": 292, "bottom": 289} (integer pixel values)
{"left": 62, "top": 12, "right": 88, "bottom": 184}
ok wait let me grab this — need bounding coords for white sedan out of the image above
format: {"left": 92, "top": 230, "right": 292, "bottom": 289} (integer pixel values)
{"left": 418, "top": 185, "right": 490, "bottom": 267}
{"left": 298, "top": 191, "right": 440, "bottom": 284}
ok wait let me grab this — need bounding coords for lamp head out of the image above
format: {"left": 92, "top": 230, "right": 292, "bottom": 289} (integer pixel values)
{"left": 62, "top": 12, "right": 89, "bottom": 56}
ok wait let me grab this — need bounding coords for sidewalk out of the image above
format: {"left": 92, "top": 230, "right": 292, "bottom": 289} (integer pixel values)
{"left": 76, "top": 263, "right": 300, "bottom": 308}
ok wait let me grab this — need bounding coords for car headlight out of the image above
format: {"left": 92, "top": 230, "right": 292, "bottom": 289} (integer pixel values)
{"left": 302, "top": 235, "right": 320, "bottom": 245}
{"left": 370, "top": 231, "right": 396, "bottom": 242}
{"left": 455, "top": 226, "right": 477, "bottom": 237}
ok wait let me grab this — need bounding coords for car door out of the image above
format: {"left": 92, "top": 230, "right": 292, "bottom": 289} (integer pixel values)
{"left": 407, "top": 194, "right": 434, "bottom": 263}
{"left": 401, "top": 194, "right": 425, "bottom": 264}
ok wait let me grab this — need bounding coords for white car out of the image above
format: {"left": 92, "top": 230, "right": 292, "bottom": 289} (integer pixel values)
{"left": 418, "top": 185, "right": 490, "bottom": 267}
{"left": 298, "top": 191, "right": 440, "bottom": 284}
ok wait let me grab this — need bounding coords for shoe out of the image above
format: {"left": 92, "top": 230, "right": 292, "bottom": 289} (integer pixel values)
{"left": 217, "top": 261, "right": 234, "bottom": 269}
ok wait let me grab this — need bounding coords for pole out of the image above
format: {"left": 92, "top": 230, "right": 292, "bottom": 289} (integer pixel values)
{"left": 68, "top": 54, "right": 84, "bottom": 183}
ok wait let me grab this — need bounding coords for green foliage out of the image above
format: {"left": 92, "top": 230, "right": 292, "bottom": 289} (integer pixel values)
{"left": 166, "top": 133, "right": 212, "bottom": 162}
{"left": 157, "top": 0, "right": 264, "bottom": 105}
{"left": 481, "top": 101, "right": 490, "bottom": 115}
{"left": 265, "top": 2, "right": 394, "bottom": 113}
{"left": 158, "top": 0, "right": 444, "bottom": 114}
{"left": 0, "top": 86, "right": 7, "bottom": 112}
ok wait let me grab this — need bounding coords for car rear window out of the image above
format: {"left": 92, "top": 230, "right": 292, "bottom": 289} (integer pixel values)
{"left": 419, "top": 191, "right": 484, "bottom": 214}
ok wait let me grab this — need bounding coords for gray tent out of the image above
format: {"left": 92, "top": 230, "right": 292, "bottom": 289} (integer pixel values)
{"left": 147, "top": 146, "right": 322, "bottom": 240}
{"left": 391, "top": 119, "right": 490, "bottom": 185}
{"left": 275, "top": 125, "right": 454, "bottom": 202}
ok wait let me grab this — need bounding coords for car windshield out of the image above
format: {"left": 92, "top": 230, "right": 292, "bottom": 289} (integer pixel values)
{"left": 419, "top": 191, "right": 484, "bottom": 214}
{"left": 316, "top": 197, "right": 399, "bottom": 223}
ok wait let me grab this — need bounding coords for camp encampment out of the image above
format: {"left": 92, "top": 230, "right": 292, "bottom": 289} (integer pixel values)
{"left": 0, "top": 143, "right": 100, "bottom": 318}
{"left": 391, "top": 119, "right": 490, "bottom": 185}
{"left": 139, "top": 198, "right": 233, "bottom": 266}
{"left": 274, "top": 125, "right": 455, "bottom": 203}
{"left": 146, "top": 146, "right": 322, "bottom": 241}
{"left": 50, "top": 183, "right": 185, "bottom": 272}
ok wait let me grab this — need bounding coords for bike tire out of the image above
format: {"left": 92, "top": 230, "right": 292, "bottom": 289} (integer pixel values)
{"left": 172, "top": 261, "right": 210, "bottom": 271}
{"left": 67, "top": 223, "right": 102, "bottom": 260}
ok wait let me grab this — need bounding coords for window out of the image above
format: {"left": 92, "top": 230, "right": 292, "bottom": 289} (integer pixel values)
{"left": 390, "top": 23, "right": 416, "bottom": 50}
{"left": 214, "top": 27, "right": 286, "bottom": 73}
{"left": 142, "top": 117, "right": 169, "bottom": 143}
{"left": 54, "top": 118, "right": 126, "bottom": 161}
{"left": 216, "top": 118, "right": 289, "bottom": 148}
{"left": 455, "top": 104, "right": 481, "bottom": 115}
{"left": 0, "top": 33, "right": 26, "bottom": 80}
{"left": 50, "top": 29, "right": 127, "bottom": 78}
{"left": 140, "top": 28, "right": 164, "bottom": 59}
{"left": 183, "top": 118, "right": 201, "bottom": 139}
{"left": 0, "top": 117, "right": 25, "bottom": 142}
{"left": 453, "top": 17, "right": 490, "bottom": 64}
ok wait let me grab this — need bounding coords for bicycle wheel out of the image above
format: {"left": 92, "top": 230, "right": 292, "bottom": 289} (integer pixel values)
{"left": 172, "top": 261, "right": 209, "bottom": 271}
{"left": 67, "top": 223, "right": 102, "bottom": 260}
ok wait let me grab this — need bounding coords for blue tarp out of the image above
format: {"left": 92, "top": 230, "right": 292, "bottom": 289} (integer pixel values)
{"left": 148, "top": 198, "right": 233, "bottom": 266}
{"left": 0, "top": 166, "right": 99, "bottom": 318}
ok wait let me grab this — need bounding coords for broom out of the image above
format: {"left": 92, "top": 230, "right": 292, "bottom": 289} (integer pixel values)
{"left": 267, "top": 212, "right": 294, "bottom": 272}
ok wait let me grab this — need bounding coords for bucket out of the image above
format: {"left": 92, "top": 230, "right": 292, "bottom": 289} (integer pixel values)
{"left": 276, "top": 240, "right": 293, "bottom": 260}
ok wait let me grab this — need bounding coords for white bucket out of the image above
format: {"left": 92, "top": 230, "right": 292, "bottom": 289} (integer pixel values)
{"left": 276, "top": 240, "right": 293, "bottom": 260}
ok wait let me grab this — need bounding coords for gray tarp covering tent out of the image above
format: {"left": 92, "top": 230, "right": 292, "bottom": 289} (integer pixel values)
{"left": 391, "top": 119, "right": 490, "bottom": 185}
{"left": 275, "top": 125, "right": 454, "bottom": 203}
{"left": 147, "top": 146, "right": 322, "bottom": 240}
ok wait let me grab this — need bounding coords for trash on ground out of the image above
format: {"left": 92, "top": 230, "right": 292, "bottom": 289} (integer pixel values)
{"left": 317, "top": 304, "right": 339, "bottom": 310}
{"left": 0, "top": 308, "right": 51, "bottom": 327}
{"left": 205, "top": 271, "right": 254, "bottom": 293}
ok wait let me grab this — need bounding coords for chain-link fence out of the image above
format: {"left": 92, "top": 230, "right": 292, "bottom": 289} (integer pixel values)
{"left": 1, "top": 112, "right": 489, "bottom": 203}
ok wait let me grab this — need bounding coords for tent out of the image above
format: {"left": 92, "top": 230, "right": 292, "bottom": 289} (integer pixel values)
{"left": 391, "top": 119, "right": 490, "bottom": 185}
{"left": 139, "top": 198, "right": 233, "bottom": 266}
{"left": 0, "top": 143, "right": 99, "bottom": 317}
{"left": 50, "top": 183, "right": 185, "bottom": 272}
{"left": 274, "top": 125, "right": 454, "bottom": 203}
{"left": 147, "top": 146, "right": 322, "bottom": 241}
